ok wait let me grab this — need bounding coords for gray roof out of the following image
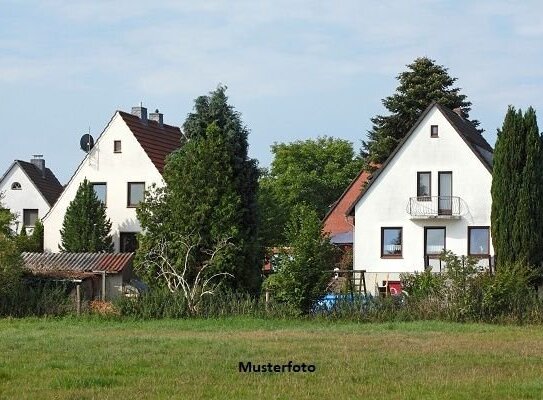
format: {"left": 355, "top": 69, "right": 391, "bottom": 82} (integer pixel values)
{"left": 346, "top": 102, "right": 493, "bottom": 216}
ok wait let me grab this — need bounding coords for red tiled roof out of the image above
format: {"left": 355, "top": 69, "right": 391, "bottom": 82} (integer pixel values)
{"left": 118, "top": 111, "right": 183, "bottom": 174}
{"left": 322, "top": 169, "right": 372, "bottom": 239}
{"left": 16, "top": 161, "right": 63, "bottom": 206}
{"left": 22, "top": 252, "right": 134, "bottom": 277}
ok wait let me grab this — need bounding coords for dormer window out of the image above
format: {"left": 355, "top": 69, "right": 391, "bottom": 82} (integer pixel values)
{"left": 431, "top": 125, "right": 439, "bottom": 137}
{"left": 114, "top": 140, "right": 122, "bottom": 153}
{"left": 11, "top": 182, "right": 21, "bottom": 190}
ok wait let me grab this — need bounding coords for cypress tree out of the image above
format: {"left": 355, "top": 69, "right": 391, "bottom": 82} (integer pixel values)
{"left": 362, "top": 57, "right": 477, "bottom": 170}
{"left": 60, "top": 179, "right": 113, "bottom": 252}
{"left": 512, "top": 108, "right": 543, "bottom": 268}
{"left": 492, "top": 106, "right": 543, "bottom": 271}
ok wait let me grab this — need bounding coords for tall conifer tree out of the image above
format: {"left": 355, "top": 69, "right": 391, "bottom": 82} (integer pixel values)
{"left": 137, "top": 86, "right": 261, "bottom": 293}
{"left": 492, "top": 106, "right": 543, "bottom": 270}
{"left": 60, "top": 179, "right": 113, "bottom": 252}
{"left": 362, "top": 57, "right": 477, "bottom": 170}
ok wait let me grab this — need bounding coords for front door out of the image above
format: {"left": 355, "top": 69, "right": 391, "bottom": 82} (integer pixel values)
{"left": 438, "top": 172, "right": 452, "bottom": 215}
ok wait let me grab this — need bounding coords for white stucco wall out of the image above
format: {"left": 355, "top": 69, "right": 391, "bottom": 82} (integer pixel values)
{"left": 43, "top": 112, "right": 164, "bottom": 252}
{"left": 353, "top": 107, "right": 494, "bottom": 293}
{"left": 0, "top": 165, "right": 51, "bottom": 233}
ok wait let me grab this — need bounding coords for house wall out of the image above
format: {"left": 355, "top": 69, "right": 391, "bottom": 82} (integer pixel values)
{"left": 43, "top": 113, "right": 164, "bottom": 252}
{"left": 353, "top": 107, "right": 494, "bottom": 294}
{"left": 0, "top": 165, "right": 51, "bottom": 233}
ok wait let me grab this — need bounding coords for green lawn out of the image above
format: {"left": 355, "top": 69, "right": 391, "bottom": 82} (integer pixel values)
{"left": 1, "top": 318, "right": 542, "bottom": 399}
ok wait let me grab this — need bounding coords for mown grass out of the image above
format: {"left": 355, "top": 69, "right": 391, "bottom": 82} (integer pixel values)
{"left": 1, "top": 318, "right": 542, "bottom": 399}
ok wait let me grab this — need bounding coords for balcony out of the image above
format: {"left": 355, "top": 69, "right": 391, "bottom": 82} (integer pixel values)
{"left": 406, "top": 196, "right": 462, "bottom": 219}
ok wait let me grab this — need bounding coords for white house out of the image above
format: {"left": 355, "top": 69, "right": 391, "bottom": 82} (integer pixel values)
{"left": 346, "top": 102, "right": 494, "bottom": 294}
{"left": 0, "top": 156, "right": 63, "bottom": 234}
{"left": 43, "top": 106, "right": 182, "bottom": 252}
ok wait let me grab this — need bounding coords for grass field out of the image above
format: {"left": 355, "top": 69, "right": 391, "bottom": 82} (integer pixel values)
{"left": 1, "top": 318, "right": 543, "bottom": 399}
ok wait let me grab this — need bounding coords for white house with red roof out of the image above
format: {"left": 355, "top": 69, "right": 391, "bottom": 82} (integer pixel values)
{"left": 346, "top": 102, "right": 494, "bottom": 295}
{"left": 43, "top": 106, "right": 182, "bottom": 252}
{"left": 0, "top": 156, "right": 63, "bottom": 234}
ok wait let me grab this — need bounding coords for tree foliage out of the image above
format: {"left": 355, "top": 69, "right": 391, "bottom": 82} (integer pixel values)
{"left": 16, "top": 220, "right": 44, "bottom": 253}
{"left": 136, "top": 86, "right": 261, "bottom": 294}
{"left": 0, "top": 197, "right": 22, "bottom": 299}
{"left": 259, "top": 136, "right": 362, "bottom": 246}
{"left": 362, "top": 57, "right": 477, "bottom": 169}
{"left": 263, "top": 204, "right": 338, "bottom": 313}
{"left": 492, "top": 106, "right": 543, "bottom": 271}
{"left": 0, "top": 193, "right": 15, "bottom": 236}
{"left": 60, "top": 179, "right": 113, "bottom": 252}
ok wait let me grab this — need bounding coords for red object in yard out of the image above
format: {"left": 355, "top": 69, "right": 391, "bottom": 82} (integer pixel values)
{"left": 387, "top": 281, "right": 402, "bottom": 296}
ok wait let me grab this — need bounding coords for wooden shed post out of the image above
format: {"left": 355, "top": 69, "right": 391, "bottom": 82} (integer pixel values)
{"left": 76, "top": 284, "right": 81, "bottom": 316}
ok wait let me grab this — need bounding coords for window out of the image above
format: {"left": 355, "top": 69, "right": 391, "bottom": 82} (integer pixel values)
{"left": 425, "top": 227, "right": 445, "bottom": 257}
{"left": 92, "top": 183, "right": 107, "bottom": 205}
{"left": 23, "top": 209, "right": 39, "bottom": 227}
{"left": 468, "top": 227, "right": 490, "bottom": 256}
{"left": 417, "top": 172, "right": 431, "bottom": 199}
{"left": 114, "top": 140, "right": 122, "bottom": 153}
{"left": 120, "top": 232, "right": 138, "bottom": 252}
{"left": 11, "top": 182, "right": 21, "bottom": 190}
{"left": 127, "top": 182, "right": 145, "bottom": 207}
{"left": 431, "top": 125, "right": 439, "bottom": 137}
{"left": 381, "top": 227, "right": 402, "bottom": 257}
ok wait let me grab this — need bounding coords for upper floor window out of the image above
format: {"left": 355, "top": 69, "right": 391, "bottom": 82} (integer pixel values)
{"left": 114, "top": 140, "right": 122, "bottom": 153}
{"left": 11, "top": 182, "right": 21, "bottom": 190}
{"left": 381, "top": 227, "right": 402, "bottom": 258}
{"left": 92, "top": 183, "right": 107, "bottom": 205}
{"left": 468, "top": 227, "right": 490, "bottom": 256}
{"left": 417, "top": 172, "right": 431, "bottom": 200}
{"left": 23, "top": 209, "right": 39, "bottom": 227}
{"left": 127, "top": 182, "right": 145, "bottom": 207}
{"left": 431, "top": 125, "right": 439, "bottom": 137}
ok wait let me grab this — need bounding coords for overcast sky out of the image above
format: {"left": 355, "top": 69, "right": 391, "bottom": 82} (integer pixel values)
{"left": 1, "top": 1, "right": 542, "bottom": 182}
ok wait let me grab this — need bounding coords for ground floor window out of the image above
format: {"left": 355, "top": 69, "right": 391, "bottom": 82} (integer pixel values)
{"left": 468, "top": 226, "right": 490, "bottom": 256}
{"left": 381, "top": 227, "right": 402, "bottom": 257}
{"left": 120, "top": 232, "right": 139, "bottom": 252}
{"left": 424, "top": 227, "right": 446, "bottom": 257}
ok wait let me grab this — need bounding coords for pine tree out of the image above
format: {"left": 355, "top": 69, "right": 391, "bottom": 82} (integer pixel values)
{"left": 362, "top": 57, "right": 477, "bottom": 169}
{"left": 60, "top": 179, "right": 113, "bottom": 252}
{"left": 137, "top": 86, "right": 261, "bottom": 293}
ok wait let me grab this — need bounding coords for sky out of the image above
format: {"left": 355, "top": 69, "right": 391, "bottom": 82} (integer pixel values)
{"left": 1, "top": 0, "right": 542, "bottom": 182}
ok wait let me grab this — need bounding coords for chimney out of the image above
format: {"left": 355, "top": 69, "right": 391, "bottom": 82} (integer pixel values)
{"left": 149, "top": 109, "right": 163, "bottom": 127}
{"left": 131, "top": 105, "right": 148, "bottom": 123}
{"left": 31, "top": 155, "right": 46, "bottom": 176}
{"left": 453, "top": 107, "right": 465, "bottom": 118}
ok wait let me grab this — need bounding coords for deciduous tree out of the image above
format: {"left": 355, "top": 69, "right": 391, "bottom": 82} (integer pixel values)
{"left": 259, "top": 137, "right": 362, "bottom": 246}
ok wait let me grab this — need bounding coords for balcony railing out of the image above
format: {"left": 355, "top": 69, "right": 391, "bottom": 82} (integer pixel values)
{"left": 406, "top": 196, "right": 462, "bottom": 218}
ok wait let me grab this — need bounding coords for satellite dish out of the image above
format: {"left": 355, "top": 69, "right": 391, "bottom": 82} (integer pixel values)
{"left": 80, "top": 134, "right": 95, "bottom": 152}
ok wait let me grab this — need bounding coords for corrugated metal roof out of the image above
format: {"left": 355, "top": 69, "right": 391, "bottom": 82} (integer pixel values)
{"left": 22, "top": 252, "right": 134, "bottom": 276}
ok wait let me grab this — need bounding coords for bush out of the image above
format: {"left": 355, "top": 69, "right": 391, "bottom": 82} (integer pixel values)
{"left": 115, "top": 288, "right": 298, "bottom": 319}
{"left": 0, "top": 280, "right": 71, "bottom": 317}
{"left": 262, "top": 205, "right": 338, "bottom": 313}
{"left": 481, "top": 261, "right": 539, "bottom": 322}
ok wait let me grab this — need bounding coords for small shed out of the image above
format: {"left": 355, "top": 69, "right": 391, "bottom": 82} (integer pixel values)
{"left": 22, "top": 252, "right": 136, "bottom": 307}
